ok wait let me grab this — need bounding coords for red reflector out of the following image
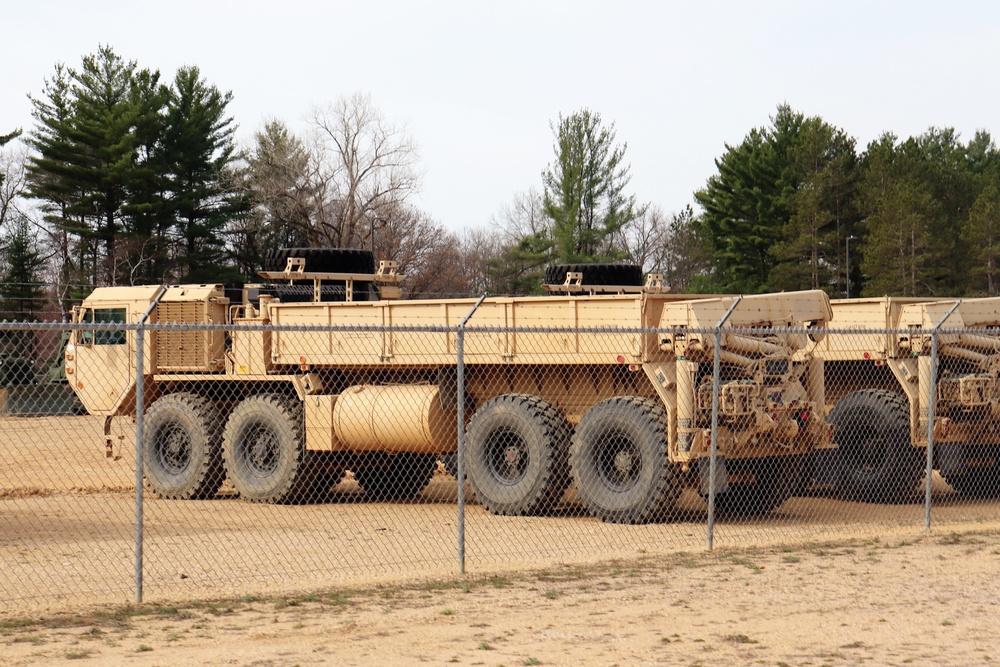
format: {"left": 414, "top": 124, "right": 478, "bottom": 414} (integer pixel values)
{"left": 863, "top": 352, "right": 870, "bottom": 359}
{"left": 800, "top": 410, "right": 809, "bottom": 421}
{"left": 616, "top": 355, "right": 625, "bottom": 363}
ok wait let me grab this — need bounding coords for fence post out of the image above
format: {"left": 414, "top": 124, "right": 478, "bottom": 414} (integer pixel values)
{"left": 133, "top": 321, "right": 145, "bottom": 605}
{"left": 926, "top": 300, "right": 961, "bottom": 529}
{"left": 132, "top": 286, "right": 165, "bottom": 605}
{"left": 456, "top": 295, "right": 486, "bottom": 575}
{"left": 708, "top": 296, "right": 742, "bottom": 551}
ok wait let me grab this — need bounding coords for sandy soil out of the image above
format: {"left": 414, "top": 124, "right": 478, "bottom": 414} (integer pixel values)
{"left": 3, "top": 529, "right": 1000, "bottom": 666}
{"left": 4, "top": 415, "right": 1000, "bottom": 665}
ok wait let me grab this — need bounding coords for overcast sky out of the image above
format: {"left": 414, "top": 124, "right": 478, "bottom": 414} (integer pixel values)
{"left": 4, "top": 1, "right": 999, "bottom": 234}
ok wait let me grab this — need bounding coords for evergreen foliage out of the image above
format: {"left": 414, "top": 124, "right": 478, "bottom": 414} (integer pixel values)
{"left": 25, "top": 46, "right": 240, "bottom": 287}
{"left": 542, "top": 109, "right": 642, "bottom": 263}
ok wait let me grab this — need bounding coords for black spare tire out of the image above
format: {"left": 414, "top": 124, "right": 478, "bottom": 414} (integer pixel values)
{"left": 262, "top": 248, "right": 376, "bottom": 274}
{"left": 543, "top": 263, "right": 643, "bottom": 287}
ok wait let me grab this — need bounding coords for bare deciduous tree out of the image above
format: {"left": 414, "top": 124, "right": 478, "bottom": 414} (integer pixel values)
{"left": 307, "top": 93, "right": 420, "bottom": 249}
{"left": 0, "top": 139, "right": 28, "bottom": 230}
{"left": 375, "top": 202, "right": 467, "bottom": 298}
{"left": 489, "top": 187, "right": 547, "bottom": 244}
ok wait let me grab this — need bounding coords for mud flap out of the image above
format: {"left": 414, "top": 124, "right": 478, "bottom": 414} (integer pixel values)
{"left": 699, "top": 456, "right": 729, "bottom": 496}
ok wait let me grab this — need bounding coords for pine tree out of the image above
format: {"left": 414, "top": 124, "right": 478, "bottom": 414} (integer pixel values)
{"left": 963, "top": 176, "right": 1000, "bottom": 295}
{"left": 695, "top": 126, "right": 785, "bottom": 292}
{"left": 27, "top": 46, "right": 165, "bottom": 285}
{"left": 163, "top": 66, "right": 239, "bottom": 282}
{"left": 0, "top": 214, "right": 47, "bottom": 321}
{"left": 542, "top": 109, "right": 642, "bottom": 263}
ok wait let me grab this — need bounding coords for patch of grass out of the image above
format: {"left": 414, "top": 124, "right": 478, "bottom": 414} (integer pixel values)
{"left": 544, "top": 590, "right": 558, "bottom": 599}
{"left": 66, "top": 649, "right": 92, "bottom": 659}
{"left": 523, "top": 659, "right": 542, "bottom": 666}
{"left": 1, "top": 617, "right": 39, "bottom": 631}
{"left": 13, "top": 635, "right": 45, "bottom": 645}
{"left": 478, "top": 641, "right": 494, "bottom": 650}
{"left": 137, "top": 643, "right": 153, "bottom": 652}
{"left": 840, "top": 641, "right": 866, "bottom": 649}
{"left": 942, "top": 619, "right": 955, "bottom": 626}
{"left": 441, "top": 609, "right": 456, "bottom": 616}
{"left": 783, "top": 555, "right": 801, "bottom": 563}
{"left": 726, "top": 633, "right": 758, "bottom": 644}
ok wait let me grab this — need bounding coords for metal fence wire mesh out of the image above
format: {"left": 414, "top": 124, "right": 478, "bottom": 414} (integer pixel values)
{"left": 3, "top": 311, "right": 1000, "bottom": 612}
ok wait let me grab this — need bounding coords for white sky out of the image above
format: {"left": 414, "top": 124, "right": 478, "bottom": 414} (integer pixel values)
{"left": 4, "top": 1, "right": 999, "bottom": 234}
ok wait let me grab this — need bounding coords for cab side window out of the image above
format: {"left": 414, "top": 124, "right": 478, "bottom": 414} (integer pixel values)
{"left": 82, "top": 308, "right": 127, "bottom": 346}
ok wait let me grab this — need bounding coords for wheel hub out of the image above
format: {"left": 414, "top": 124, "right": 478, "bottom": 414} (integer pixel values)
{"left": 613, "top": 449, "right": 634, "bottom": 475}
{"left": 157, "top": 425, "right": 190, "bottom": 473}
{"left": 488, "top": 429, "right": 529, "bottom": 484}
{"left": 245, "top": 424, "right": 279, "bottom": 475}
{"left": 598, "top": 433, "right": 640, "bottom": 489}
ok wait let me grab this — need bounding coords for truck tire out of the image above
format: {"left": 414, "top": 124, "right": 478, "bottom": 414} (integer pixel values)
{"left": 143, "top": 392, "right": 225, "bottom": 500}
{"left": 570, "top": 396, "right": 680, "bottom": 524}
{"left": 829, "top": 389, "right": 923, "bottom": 503}
{"left": 705, "top": 456, "right": 802, "bottom": 517}
{"left": 222, "top": 394, "right": 317, "bottom": 503}
{"left": 944, "top": 448, "right": 1000, "bottom": 498}
{"left": 262, "top": 248, "right": 376, "bottom": 274}
{"left": 543, "top": 263, "right": 643, "bottom": 287}
{"left": 354, "top": 453, "right": 437, "bottom": 500}
{"left": 466, "top": 394, "right": 571, "bottom": 516}
{"left": 264, "top": 248, "right": 379, "bottom": 302}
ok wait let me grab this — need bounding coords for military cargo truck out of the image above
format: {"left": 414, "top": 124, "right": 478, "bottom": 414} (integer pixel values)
{"left": 813, "top": 297, "right": 1000, "bottom": 501}
{"left": 66, "top": 249, "right": 833, "bottom": 523}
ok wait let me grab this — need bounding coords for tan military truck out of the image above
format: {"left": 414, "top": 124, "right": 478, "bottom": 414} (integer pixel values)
{"left": 812, "top": 297, "right": 1000, "bottom": 501}
{"left": 66, "top": 249, "right": 833, "bottom": 523}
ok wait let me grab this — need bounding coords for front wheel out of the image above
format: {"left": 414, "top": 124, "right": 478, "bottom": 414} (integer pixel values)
{"left": 829, "top": 390, "right": 922, "bottom": 503}
{"left": 143, "top": 392, "right": 224, "bottom": 499}
{"left": 570, "top": 397, "right": 679, "bottom": 524}
{"left": 222, "top": 394, "right": 316, "bottom": 503}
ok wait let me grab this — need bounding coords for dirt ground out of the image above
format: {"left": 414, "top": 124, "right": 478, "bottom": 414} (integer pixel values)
{"left": 2, "top": 529, "right": 999, "bottom": 666}
{"left": 4, "top": 415, "right": 1000, "bottom": 665}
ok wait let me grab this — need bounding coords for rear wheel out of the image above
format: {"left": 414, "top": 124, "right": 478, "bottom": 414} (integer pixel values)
{"left": 222, "top": 394, "right": 317, "bottom": 503}
{"left": 143, "top": 392, "right": 224, "bottom": 500}
{"left": 570, "top": 397, "right": 680, "bottom": 524}
{"left": 466, "top": 394, "right": 571, "bottom": 516}
{"left": 829, "top": 390, "right": 922, "bottom": 503}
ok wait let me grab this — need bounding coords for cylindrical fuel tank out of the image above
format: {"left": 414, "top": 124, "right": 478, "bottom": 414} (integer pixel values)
{"left": 333, "top": 384, "right": 457, "bottom": 453}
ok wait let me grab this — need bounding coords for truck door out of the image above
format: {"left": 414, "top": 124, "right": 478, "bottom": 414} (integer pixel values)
{"left": 70, "top": 305, "right": 134, "bottom": 414}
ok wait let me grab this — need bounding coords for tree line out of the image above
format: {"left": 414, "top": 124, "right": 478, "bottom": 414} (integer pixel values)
{"left": 1, "top": 46, "right": 998, "bottom": 324}
{"left": 697, "top": 105, "right": 1000, "bottom": 298}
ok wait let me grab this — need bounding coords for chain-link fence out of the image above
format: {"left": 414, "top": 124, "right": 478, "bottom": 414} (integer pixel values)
{"left": 3, "top": 314, "right": 1000, "bottom": 614}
